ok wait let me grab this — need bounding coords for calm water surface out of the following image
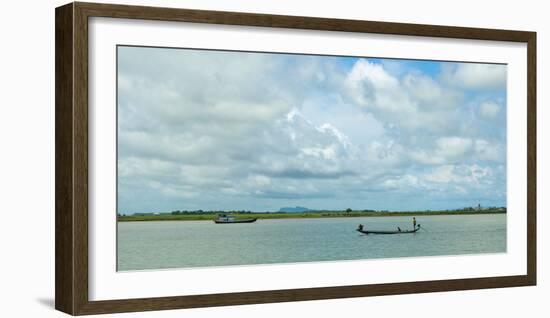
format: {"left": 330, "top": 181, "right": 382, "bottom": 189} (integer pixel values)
{"left": 117, "top": 214, "right": 506, "bottom": 271}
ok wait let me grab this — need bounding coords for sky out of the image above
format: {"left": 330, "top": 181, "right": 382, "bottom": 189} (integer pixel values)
{"left": 117, "top": 46, "right": 507, "bottom": 213}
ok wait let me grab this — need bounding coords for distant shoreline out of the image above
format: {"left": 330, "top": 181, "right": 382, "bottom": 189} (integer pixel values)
{"left": 117, "top": 210, "right": 506, "bottom": 222}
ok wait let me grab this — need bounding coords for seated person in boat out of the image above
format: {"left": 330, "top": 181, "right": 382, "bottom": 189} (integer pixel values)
{"left": 357, "top": 224, "right": 364, "bottom": 231}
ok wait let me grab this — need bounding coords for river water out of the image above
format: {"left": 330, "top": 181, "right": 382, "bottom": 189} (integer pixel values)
{"left": 117, "top": 214, "right": 506, "bottom": 271}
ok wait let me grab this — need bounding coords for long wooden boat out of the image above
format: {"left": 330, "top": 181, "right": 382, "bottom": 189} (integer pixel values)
{"left": 214, "top": 218, "right": 257, "bottom": 224}
{"left": 357, "top": 225, "right": 420, "bottom": 235}
{"left": 213, "top": 214, "right": 257, "bottom": 224}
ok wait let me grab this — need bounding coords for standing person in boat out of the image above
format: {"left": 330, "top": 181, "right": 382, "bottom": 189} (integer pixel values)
{"left": 412, "top": 217, "right": 417, "bottom": 230}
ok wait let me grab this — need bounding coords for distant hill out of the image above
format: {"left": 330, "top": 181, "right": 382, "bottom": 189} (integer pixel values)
{"left": 278, "top": 206, "right": 314, "bottom": 213}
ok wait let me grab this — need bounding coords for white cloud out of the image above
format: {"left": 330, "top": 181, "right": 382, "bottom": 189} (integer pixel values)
{"left": 403, "top": 73, "right": 463, "bottom": 110}
{"left": 442, "top": 63, "right": 507, "bottom": 90}
{"left": 300, "top": 146, "right": 337, "bottom": 160}
{"left": 475, "top": 139, "right": 503, "bottom": 161}
{"left": 246, "top": 175, "right": 272, "bottom": 187}
{"left": 382, "top": 174, "right": 421, "bottom": 190}
{"left": 479, "top": 101, "right": 500, "bottom": 119}
{"left": 348, "top": 59, "right": 399, "bottom": 91}
{"left": 409, "top": 150, "right": 445, "bottom": 165}
{"left": 425, "top": 164, "right": 491, "bottom": 186}
{"left": 345, "top": 60, "right": 410, "bottom": 115}
{"left": 425, "top": 165, "right": 459, "bottom": 183}
{"left": 436, "top": 137, "right": 473, "bottom": 158}
{"left": 344, "top": 59, "right": 466, "bottom": 134}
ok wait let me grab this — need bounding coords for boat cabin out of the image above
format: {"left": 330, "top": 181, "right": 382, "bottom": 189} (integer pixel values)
{"left": 216, "top": 214, "right": 235, "bottom": 222}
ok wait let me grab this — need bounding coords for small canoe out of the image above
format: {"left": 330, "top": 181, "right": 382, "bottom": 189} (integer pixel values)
{"left": 357, "top": 226, "right": 420, "bottom": 235}
{"left": 214, "top": 218, "right": 257, "bottom": 224}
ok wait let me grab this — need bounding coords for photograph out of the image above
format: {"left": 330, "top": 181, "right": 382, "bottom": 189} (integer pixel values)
{"left": 116, "top": 46, "right": 508, "bottom": 271}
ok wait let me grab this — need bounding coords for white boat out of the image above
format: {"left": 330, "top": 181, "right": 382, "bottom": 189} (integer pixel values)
{"left": 214, "top": 214, "right": 257, "bottom": 224}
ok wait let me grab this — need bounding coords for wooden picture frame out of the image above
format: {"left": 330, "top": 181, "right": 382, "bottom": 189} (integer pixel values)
{"left": 55, "top": 2, "right": 536, "bottom": 315}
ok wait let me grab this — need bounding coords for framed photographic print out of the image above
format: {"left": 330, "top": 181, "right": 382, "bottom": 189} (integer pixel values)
{"left": 55, "top": 2, "right": 536, "bottom": 315}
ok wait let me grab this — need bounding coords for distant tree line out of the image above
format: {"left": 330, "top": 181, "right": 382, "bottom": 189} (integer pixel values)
{"left": 117, "top": 206, "right": 506, "bottom": 217}
{"left": 170, "top": 210, "right": 253, "bottom": 215}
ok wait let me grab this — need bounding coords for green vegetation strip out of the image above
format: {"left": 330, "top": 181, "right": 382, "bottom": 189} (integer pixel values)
{"left": 118, "top": 209, "right": 506, "bottom": 222}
